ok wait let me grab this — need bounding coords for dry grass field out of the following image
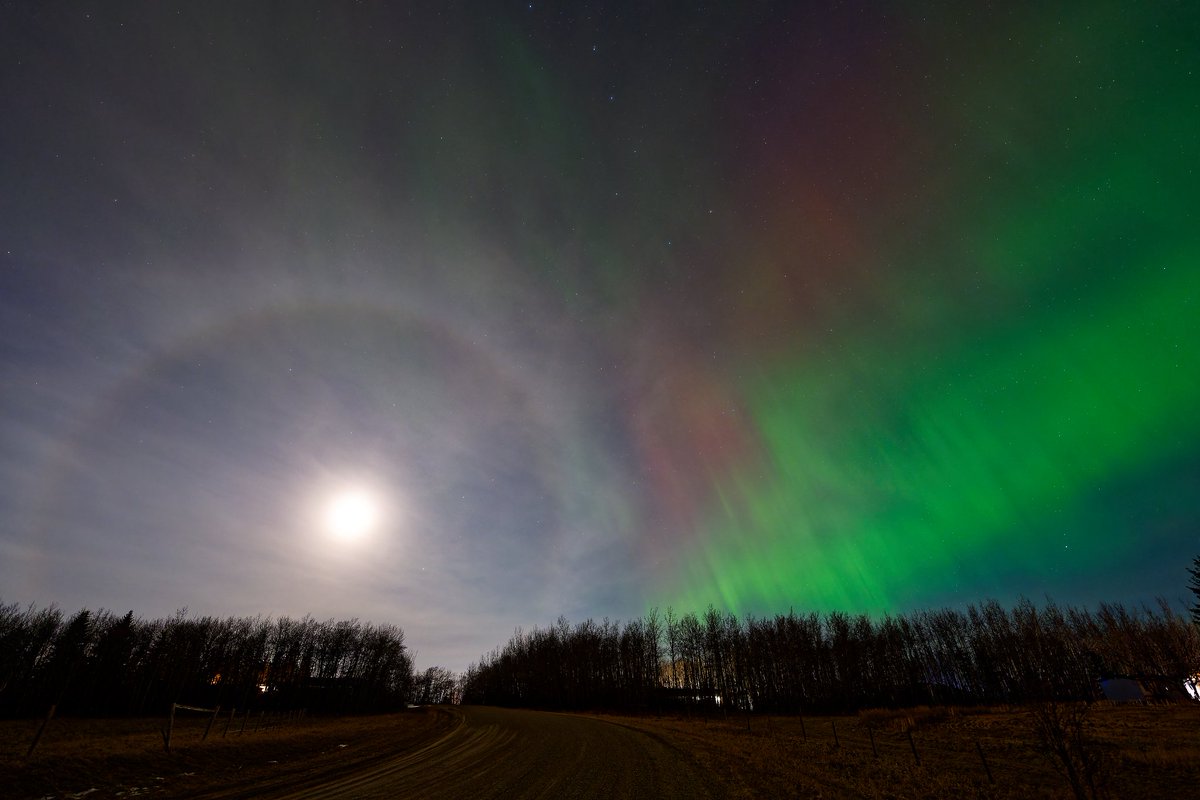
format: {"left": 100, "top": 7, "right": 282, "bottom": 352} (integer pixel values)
{"left": 2, "top": 702, "right": 1197, "bottom": 799}
{"left": 0, "top": 707, "right": 456, "bottom": 799}
{"left": 600, "top": 702, "right": 1200, "bottom": 799}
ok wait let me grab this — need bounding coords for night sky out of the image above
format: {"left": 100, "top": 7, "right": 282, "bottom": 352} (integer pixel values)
{"left": 2, "top": 2, "right": 1197, "bottom": 672}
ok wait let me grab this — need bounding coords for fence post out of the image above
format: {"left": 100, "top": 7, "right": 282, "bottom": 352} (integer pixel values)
{"left": 976, "top": 740, "right": 995, "bottom": 784}
{"left": 202, "top": 704, "right": 221, "bottom": 741}
{"left": 223, "top": 706, "right": 236, "bottom": 738}
{"left": 240, "top": 708, "right": 251, "bottom": 734}
{"left": 907, "top": 728, "right": 920, "bottom": 766}
{"left": 25, "top": 704, "right": 56, "bottom": 760}
{"left": 164, "top": 703, "right": 177, "bottom": 753}
{"left": 831, "top": 719, "right": 840, "bottom": 749}
{"left": 869, "top": 726, "right": 878, "bottom": 759}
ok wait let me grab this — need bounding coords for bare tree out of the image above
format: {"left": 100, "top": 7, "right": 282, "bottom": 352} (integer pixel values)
{"left": 1188, "top": 555, "right": 1200, "bottom": 626}
{"left": 1030, "top": 700, "right": 1108, "bottom": 800}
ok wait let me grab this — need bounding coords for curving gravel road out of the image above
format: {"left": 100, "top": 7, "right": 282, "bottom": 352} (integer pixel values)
{"left": 246, "top": 706, "right": 725, "bottom": 799}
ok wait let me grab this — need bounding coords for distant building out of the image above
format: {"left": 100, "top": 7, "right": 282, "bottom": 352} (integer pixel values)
{"left": 1100, "top": 676, "right": 1197, "bottom": 704}
{"left": 1099, "top": 677, "right": 1145, "bottom": 703}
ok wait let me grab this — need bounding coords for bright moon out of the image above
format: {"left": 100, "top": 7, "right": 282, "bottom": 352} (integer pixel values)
{"left": 323, "top": 488, "right": 380, "bottom": 541}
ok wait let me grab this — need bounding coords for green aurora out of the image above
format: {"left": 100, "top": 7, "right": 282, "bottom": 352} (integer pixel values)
{"left": 666, "top": 1, "right": 1200, "bottom": 614}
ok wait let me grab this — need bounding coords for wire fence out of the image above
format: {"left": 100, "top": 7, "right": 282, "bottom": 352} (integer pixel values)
{"left": 20, "top": 701, "right": 309, "bottom": 759}
{"left": 161, "top": 703, "right": 309, "bottom": 752}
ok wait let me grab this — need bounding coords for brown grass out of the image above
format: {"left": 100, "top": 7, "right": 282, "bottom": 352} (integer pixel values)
{"left": 0, "top": 707, "right": 455, "bottom": 799}
{"left": 591, "top": 702, "right": 1200, "bottom": 799}
{"left": 3, "top": 703, "right": 1198, "bottom": 799}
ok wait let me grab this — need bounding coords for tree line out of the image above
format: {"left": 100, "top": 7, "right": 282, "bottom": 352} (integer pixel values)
{"left": 0, "top": 603, "right": 414, "bottom": 718}
{"left": 461, "top": 599, "right": 1200, "bottom": 713}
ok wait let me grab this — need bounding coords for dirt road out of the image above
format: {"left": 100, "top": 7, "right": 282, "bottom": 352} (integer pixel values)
{"left": 209, "top": 706, "right": 724, "bottom": 799}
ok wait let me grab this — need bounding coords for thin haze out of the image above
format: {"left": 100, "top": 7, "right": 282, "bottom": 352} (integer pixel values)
{"left": 1, "top": 2, "right": 1197, "bottom": 672}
